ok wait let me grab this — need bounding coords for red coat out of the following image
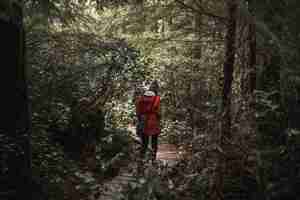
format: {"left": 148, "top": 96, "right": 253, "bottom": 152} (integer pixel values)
{"left": 137, "top": 95, "right": 160, "bottom": 136}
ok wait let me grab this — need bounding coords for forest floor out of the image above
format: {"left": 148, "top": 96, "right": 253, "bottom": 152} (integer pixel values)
{"left": 89, "top": 143, "right": 180, "bottom": 200}
{"left": 91, "top": 125, "right": 181, "bottom": 200}
{"left": 61, "top": 126, "right": 182, "bottom": 200}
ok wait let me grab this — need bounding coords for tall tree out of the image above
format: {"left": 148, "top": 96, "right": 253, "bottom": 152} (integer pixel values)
{"left": 215, "top": 0, "right": 238, "bottom": 199}
{"left": 0, "top": 1, "right": 31, "bottom": 199}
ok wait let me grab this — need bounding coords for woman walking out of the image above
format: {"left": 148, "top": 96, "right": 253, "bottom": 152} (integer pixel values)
{"left": 136, "top": 81, "right": 161, "bottom": 161}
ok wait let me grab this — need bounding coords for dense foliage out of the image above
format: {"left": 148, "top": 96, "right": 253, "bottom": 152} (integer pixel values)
{"left": 1, "top": 0, "right": 300, "bottom": 199}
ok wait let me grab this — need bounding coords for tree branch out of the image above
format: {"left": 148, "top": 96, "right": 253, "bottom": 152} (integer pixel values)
{"left": 174, "top": 0, "right": 226, "bottom": 21}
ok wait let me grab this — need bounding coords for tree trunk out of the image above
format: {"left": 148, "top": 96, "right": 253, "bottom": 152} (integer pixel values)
{"left": 242, "top": 0, "right": 256, "bottom": 96}
{"left": 221, "top": 0, "right": 237, "bottom": 140}
{"left": 193, "top": 6, "right": 202, "bottom": 59}
{"left": 214, "top": 1, "right": 238, "bottom": 199}
{"left": 248, "top": 16, "right": 256, "bottom": 95}
{"left": 0, "top": 3, "right": 31, "bottom": 200}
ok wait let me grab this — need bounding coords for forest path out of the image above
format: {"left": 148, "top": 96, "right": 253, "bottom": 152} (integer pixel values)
{"left": 89, "top": 126, "right": 181, "bottom": 200}
{"left": 127, "top": 124, "right": 181, "bottom": 166}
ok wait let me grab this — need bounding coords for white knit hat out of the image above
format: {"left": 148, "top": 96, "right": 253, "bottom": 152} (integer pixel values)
{"left": 144, "top": 91, "right": 155, "bottom": 96}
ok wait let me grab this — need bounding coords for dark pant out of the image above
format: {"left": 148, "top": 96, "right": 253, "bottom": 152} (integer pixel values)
{"left": 136, "top": 116, "right": 144, "bottom": 139}
{"left": 141, "top": 134, "right": 158, "bottom": 160}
